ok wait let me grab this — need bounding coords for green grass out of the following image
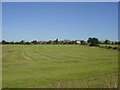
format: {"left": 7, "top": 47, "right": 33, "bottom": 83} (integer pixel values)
{"left": 99, "top": 44, "right": 119, "bottom": 47}
{"left": 2, "top": 45, "right": 118, "bottom": 88}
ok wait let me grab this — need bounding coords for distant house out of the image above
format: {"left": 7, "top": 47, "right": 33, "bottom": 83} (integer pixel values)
{"left": 38, "top": 41, "right": 48, "bottom": 44}
{"left": 99, "top": 40, "right": 105, "bottom": 44}
{"left": 64, "top": 40, "right": 71, "bottom": 42}
{"left": 110, "top": 41, "right": 117, "bottom": 44}
{"left": 59, "top": 40, "right": 71, "bottom": 43}
{"left": 76, "top": 40, "right": 81, "bottom": 44}
{"left": 99, "top": 40, "right": 118, "bottom": 44}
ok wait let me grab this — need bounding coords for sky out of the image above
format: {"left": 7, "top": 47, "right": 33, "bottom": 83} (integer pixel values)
{"left": 2, "top": 2, "right": 118, "bottom": 41}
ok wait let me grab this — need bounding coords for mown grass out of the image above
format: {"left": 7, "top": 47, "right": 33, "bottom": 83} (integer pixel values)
{"left": 2, "top": 45, "right": 118, "bottom": 88}
{"left": 99, "top": 44, "right": 119, "bottom": 47}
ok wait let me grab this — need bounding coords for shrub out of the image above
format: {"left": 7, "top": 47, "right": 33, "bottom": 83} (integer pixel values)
{"left": 81, "top": 40, "right": 87, "bottom": 45}
{"left": 101, "top": 46, "right": 105, "bottom": 48}
{"left": 104, "top": 46, "right": 108, "bottom": 48}
{"left": 113, "top": 47, "right": 118, "bottom": 50}
{"left": 107, "top": 46, "right": 112, "bottom": 49}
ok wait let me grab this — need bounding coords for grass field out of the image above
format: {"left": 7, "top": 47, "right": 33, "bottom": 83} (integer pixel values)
{"left": 2, "top": 45, "right": 118, "bottom": 88}
{"left": 99, "top": 44, "right": 119, "bottom": 47}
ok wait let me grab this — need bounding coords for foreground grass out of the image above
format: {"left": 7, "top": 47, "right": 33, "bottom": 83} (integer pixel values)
{"left": 2, "top": 45, "right": 118, "bottom": 88}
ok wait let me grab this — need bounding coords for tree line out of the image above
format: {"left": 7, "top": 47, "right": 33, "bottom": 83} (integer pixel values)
{"left": 1, "top": 37, "right": 120, "bottom": 46}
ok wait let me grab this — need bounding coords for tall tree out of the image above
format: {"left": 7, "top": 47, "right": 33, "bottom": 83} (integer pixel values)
{"left": 20, "top": 40, "right": 25, "bottom": 44}
{"left": 87, "top": 37, "right": 99, "bottom": 46}
{"left": 104, "top": 40, "right": 110, "bottom": 44}
{"left": 54, "top": 39, "right": 58, "bottom": 44}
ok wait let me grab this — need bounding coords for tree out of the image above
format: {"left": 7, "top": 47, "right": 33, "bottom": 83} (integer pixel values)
{"left": 118, "top": 41, "right": 120, "bottom": 45}
{"left": 59, "top": 41, "right": 64, "bottom": 44}
{"left": 55, "top": 39, "right": 58, "bottom": 44}
{"left": 31, "top": 40, "right": 38, "bottom": 44}
{"left": 87, "top": 37, "right": 99, "bottom": 46}
{"left": 63, "top": 42, "right": 69, "bottom": 44}
{"left": 47, "top": 40, "right": 53, "bottom": 44}
{"left": 2, "top": 40, "right": 9, "bottom": 44}
{"left": 14, "top": 42, "right": 19, "bottom": 44}
{"left": 69, "top": 41, "right": 76, "bottom": 44}
{"left": 19, "top": 40, "right": 25, "bottom": 44}
{"left": 80, "top": 40, "right": 87, "bottom": 45}
{"left": 25, "top": 42, "right": 31, "bottom": 45}
{"left": 9, "top": 41, "right": 14, "bottom": 44}
{"left": 2, "top": 40, "right": 6, "bottom": 44}
{"left": 104, "top": 40, "right": 110, "bottom": 44}
{"left": 53, "top": 39, "right": 58, "bottom": 44}
{"left": 115, "top": 42, "right": 118, "bottom": 45}
{"left": 87, "top": 37, "right": 92, "bottom": 43}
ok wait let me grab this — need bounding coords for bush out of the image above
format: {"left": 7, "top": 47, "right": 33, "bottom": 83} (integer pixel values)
{"left": 104, "top": 46, "right": 108, "bottom": 48}
{"left": 113, "top": 47, "right": 118, "bottom": 50}
{"left": 107, "top": 46, "right": 112, "bottom": 49}
{"left": 81, "top": 40, "right": 87, "bottom": 45}
{"left": 100, "top": 46, "right": 104, "bottom": 48}
{"left": 89, "top": 43, "right": 99, "bottom": 46}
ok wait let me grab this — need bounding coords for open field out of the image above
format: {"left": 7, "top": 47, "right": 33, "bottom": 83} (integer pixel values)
{"left": 2, "top": 45, "right": 118, "bottom": 88}
{"left": 99, "top": 44, "right": 119, "bottom": 47}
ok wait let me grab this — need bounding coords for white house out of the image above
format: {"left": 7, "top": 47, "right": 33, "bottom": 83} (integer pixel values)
{"left": 76, "top": 40, "right": 81, "bottom": 44}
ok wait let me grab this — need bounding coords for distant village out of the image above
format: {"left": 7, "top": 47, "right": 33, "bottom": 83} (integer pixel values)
{"left": 1, "top": 38, "right": 119, "bottom": 45}
{"left": 33, "top": 40, "right": 119, "bottom": 44}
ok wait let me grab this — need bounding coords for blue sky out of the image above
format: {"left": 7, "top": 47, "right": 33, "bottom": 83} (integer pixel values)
{"left": 2, "top": 2, "right": 118, "bottom": 41}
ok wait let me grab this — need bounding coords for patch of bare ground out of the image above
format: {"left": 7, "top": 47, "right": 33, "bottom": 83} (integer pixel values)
{"left": 21, "top": 53, "right": 31, "bottom": 60}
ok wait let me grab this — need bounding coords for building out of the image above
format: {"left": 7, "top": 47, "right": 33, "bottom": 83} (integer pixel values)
{"left": 76, "top": 40, "right": 81, "bottom": 44}
{"left": 99, "top": 40, "right": 105, "bottom": 44}
{"left": 38, "top": 41, "right": 48, "bottom": 44}
{"left": 59, "top": 40, "right": 71, "bottom": 43}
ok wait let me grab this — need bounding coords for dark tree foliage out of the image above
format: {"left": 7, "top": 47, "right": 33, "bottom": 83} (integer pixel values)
{"left": 52, "top": 39, "right": 59, "bottom": 44}
{"left": 9, "top": 41, "right": 14, "bottom": 44}
{"left": 2, "top": 40, "right": 9, "bottom": 44}
{"left": 80, "top": 40, "right": 87, "bottom": 45}
{"left": 31, "top": 40, "right": 38, "bottom": 44}
{"left": 47, "top": 40, "right": 53, "bottom": 44}
{"left": 87, "top": 37, "right": 92, "bottom": 43}
{"left": 115, "top": 42, "right": 118, "bottom": 45}
{"left": 63, "top": 42, "right": 69, "bottom": 44}
{"left": 2, "top": 40, "right": 6, "bottom": 44}
{"left": 104, "top": 40, "right": 110, "bottom": 44}
{"left": 14, "top": 42, "right": 19, "bottom": 44}
{"left": 118, "top": 41, "right": 120, "bottom": 45}
{"left": 19, "top": 40, "right": 25, "bottom": 44}
{"left": 55, "top": 39, "right": 58, "bottom": 44}
{"left": 69, "top": 41, "right": 75, "bottom": 44}
{"left": 87, "top": 37, "right": 99, "bottom": 46}
{"left": 25, "top": 42, "right": 31, "bottom": 45}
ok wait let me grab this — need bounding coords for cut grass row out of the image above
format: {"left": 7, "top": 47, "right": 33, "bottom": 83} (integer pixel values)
{"left": 2, "top": 45, "right": 118, "bottom": 88}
